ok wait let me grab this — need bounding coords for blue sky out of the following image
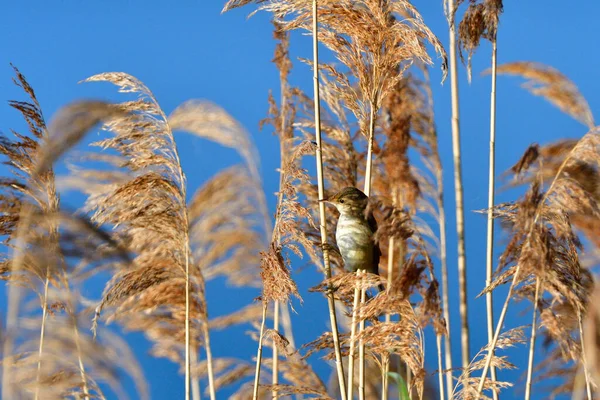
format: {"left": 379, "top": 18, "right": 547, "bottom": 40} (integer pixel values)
{"left": 1, "top": 1, "right": 599, "bottom": 399}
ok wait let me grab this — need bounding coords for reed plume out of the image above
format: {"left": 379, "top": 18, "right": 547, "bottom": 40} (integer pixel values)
{"left": 475, "top": 62, "right": 597, "bottom": 397}
{"left": 45, "top": 73, "right": 219, "bottom": 399}
{"left": 1, "top": 66, "right": 147, "bottom": 399}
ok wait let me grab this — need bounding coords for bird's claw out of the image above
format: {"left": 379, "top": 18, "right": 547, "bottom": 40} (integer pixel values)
{"left": 321, "top": 242, "right": 340, "bottom": 257}
{"left": 324, "top": 284, "right": 339, "bottom": 297}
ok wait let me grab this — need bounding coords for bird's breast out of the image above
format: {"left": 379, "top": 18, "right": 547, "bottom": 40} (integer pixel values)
{"left": 335, "top": 215, "right": 374, "bottom": 272}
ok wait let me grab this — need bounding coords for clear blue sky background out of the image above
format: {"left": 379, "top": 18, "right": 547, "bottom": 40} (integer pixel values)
{"left": 1, "top": 1, "right": 598, "bottom": 399}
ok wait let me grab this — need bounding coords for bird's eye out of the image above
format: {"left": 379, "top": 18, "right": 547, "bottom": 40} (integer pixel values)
{"left": 339, "top": 199, "right": 345, "bottom": 204}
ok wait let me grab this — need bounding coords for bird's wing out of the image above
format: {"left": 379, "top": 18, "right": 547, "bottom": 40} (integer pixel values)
{"left": 367, "top": 211, "right": 382, "bottom": 273}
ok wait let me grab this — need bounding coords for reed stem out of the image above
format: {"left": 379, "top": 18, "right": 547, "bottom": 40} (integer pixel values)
{"left": 348, "top": 270, "right": 361, "bottom": 400}
{"left": 312, "top": 1, "right": 347, "bottom": 396}
{"left": 578, "top": 312, "right": 593, "bottom": 400}
{"left": 437, "top": 334, "right": 446, "bottom": 400}
{"left": 358, "top": 278, "right": 367, "bottom": 400}
{"left": 446, "top": 0, "right": 470, "bottom": 374}
{"left": 524, "top": 278, "right": 541, "bottom": 400}
{"left": 253, "top": 303, "right": 268, "bottom": 400}
{"left": 272, "top": 301, "right": 280, "bottom": 399}
{"left": 485, "top": 38, "right": 499, "bottom": 400}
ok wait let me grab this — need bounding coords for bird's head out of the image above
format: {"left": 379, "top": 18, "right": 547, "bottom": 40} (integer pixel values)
{"left": 322, "top": 187, "right": 369, "bottom": 215}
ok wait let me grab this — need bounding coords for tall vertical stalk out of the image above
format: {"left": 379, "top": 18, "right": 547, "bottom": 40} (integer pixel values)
{"left": 364, "top": 104, "right": 377, "bottom": 197}
{"left": 358, "top": 283, "right": 367, "bottom": 400}
{"left": 272, "top": 301, "right": 280, "bottom": 399}
{"left": 485, "top": 38, "right": 499, "bottom": 400}
{"left": 62, "top": 273, "right": 90, "bottom": 400}
{"left": 253, "top": 303, "right": 268, "bottom": 400}
{"left": 158, "top": 99, "right": 216, "bottom": 400}
{"left": 436, "top": 173, "right": 453, "bottom": 400}
{"left": 381, "top": 354, "right": 390, "bottom": 400}
{"left": 159, "top": 100, "right": 216, "bottom": 399}
{"left": 358, "top": 98, "right": 378, "bottom": 400}
{"left": 72, "top": 321, "right": 90, "bottom": 400}
{"left": 407, "top": 366, "right": 412, "bottom": 400}
{"left": 382, "top": 236, "right": 395, "bottom": 400}
{"left": 185, "top": 248, "right": 191, "bottom": 400}
{"left": 578, "top": 312, "right": 593, "bottom": 400}
{"left": 312, "top": 1, "right": 347, "bottom": 397}
{"left": 348, "top": 270, "right": 361, "bottom": 400}
{"left": 202, "top": 320, "right": 216, "bottom": 400}
{"left": 476, "top": 255, "right": 518, "bottom": 396}
{"left": 446, "top": 0, "right": 470, "bottom": 373}
{"left": 524, "top": 278, "right": 540, "bottom": 400}
{"left": 191, "top": 349, "right": 201, "bottom": 400}
{"left": 437, "top": 334, "right": 446, "bottom": 400}
{"left": 34, "top": 273, "right": 51, "bottom": 400}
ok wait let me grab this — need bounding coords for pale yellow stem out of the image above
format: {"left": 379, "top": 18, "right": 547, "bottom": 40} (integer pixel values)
{"left": 348, "top": 271, "right": 361, "bottom": 400}
{"left": 312, "top": 0, "right": 347, "bottom": 396}
{"left": 447, "top": 0, "right": 470, "bottom": 373}
{"left": 202, "top": 320, "right": 216, "bottom": 400}
{"left": 185, "top": 255, "right": 191, "bottom": 400}
{"left": 358, "top": 276, "right": 367, "bottom": 400}
{"left": 525, "top": 278, "right": 541, "bottom": 400}
{"left": 34, "top": 273, "right": 51, "bottom": 400}
{"left": 272, "top": 301, "right": 280, "bottom": 399}
{"left": 364, "top": 104, "right": 377, "bottom": 197}
{"left": 381, "top": 355, "right": 390, "bottom": 400}
{"left": 436, "top": 177, "right": 453, "bottom": 400}
{"left": 407, "top": 367, "right": 413, "bottom": 400}
{"left": 382, "top": 236, "right": 395, "bottom": 400}
{"left": 485, "top": 38, "right": 499, "bottom": 400}
{"left": 253, "top": 303, "right": 268, "bottom": 400}
{"left": 578, "top": 312, "right": 593, "bottom": 400}
{"left": 191, "top": 349, "right": 201, "bottom": 400}
{"left": 437, "top": 335, "right": 446, "bottom": 400}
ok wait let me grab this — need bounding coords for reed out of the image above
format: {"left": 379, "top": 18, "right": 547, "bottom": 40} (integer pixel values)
{"left": 2, "top": 3, "right": 599, "bottom": 400}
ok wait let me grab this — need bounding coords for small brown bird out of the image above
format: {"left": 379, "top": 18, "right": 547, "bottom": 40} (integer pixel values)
{"left": 323, "top": 187, "right": 383, "bottom": 290}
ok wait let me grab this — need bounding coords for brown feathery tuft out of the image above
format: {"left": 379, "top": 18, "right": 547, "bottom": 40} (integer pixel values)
{"left": 492, "top": 61, "right": 595, "bottom": 128}
{"left": 456, "top": 0, "right": 503, "bottom": 81}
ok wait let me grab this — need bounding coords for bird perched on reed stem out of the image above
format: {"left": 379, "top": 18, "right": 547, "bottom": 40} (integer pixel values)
{"left": 323, "top": 187, "right": 383, "bottom": 291}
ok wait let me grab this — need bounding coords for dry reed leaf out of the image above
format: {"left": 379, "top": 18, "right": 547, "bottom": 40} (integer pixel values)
{"left": 0, "top": 67, "right": 153, "bottom": 400}
{"left": 0, "top": 66, "right": 61, "bottom": 281}
{"left": 484, "top": 129, "right": 600, "bottom": 396}
{"left": 492, "top": 62, "right": 595, "bottom": 128}
{"left": 212, "top": 364, "right": 255, "bottom": 393}
{"left": 37, "top": 101, "right": 127, "bottom": 175}
{"left": 6, "top": 312, "right": 148, "bottom": 400}
{"left": 275, "top": 357, "right": 327, "bottom": 397}
{"left": 263, "top": 329, "right": 295, "bottom": 357}
{"left": 189, "top": 165, "right": 264, "bottom": 288}
{"left": 169, "top": 100, "right": 260, "bottom": 177}
{"left": 303, "top": 331, "right": 351, "bottom": 360}
{"left": 455, "top": 327, "right": 525, "bottom": 399}
{"left": 209, "top": 303, "right": 267, "bottom": 331}
{"left": 258, "top": 383, "right": 331, "bottom": 398}
{"left": 259, "top": 244, "right": 300, "bottom": 304}
{"left": 58, "top": 72, "right": 214, "bottom": 374}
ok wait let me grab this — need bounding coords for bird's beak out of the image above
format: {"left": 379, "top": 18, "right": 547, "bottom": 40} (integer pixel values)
{"left": 320, "top": 195, "right": 335, "bottom": 204}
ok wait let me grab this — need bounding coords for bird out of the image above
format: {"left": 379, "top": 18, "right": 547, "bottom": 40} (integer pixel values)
{"left": 322, "top": 186, "right": 384, "bottom": 291}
